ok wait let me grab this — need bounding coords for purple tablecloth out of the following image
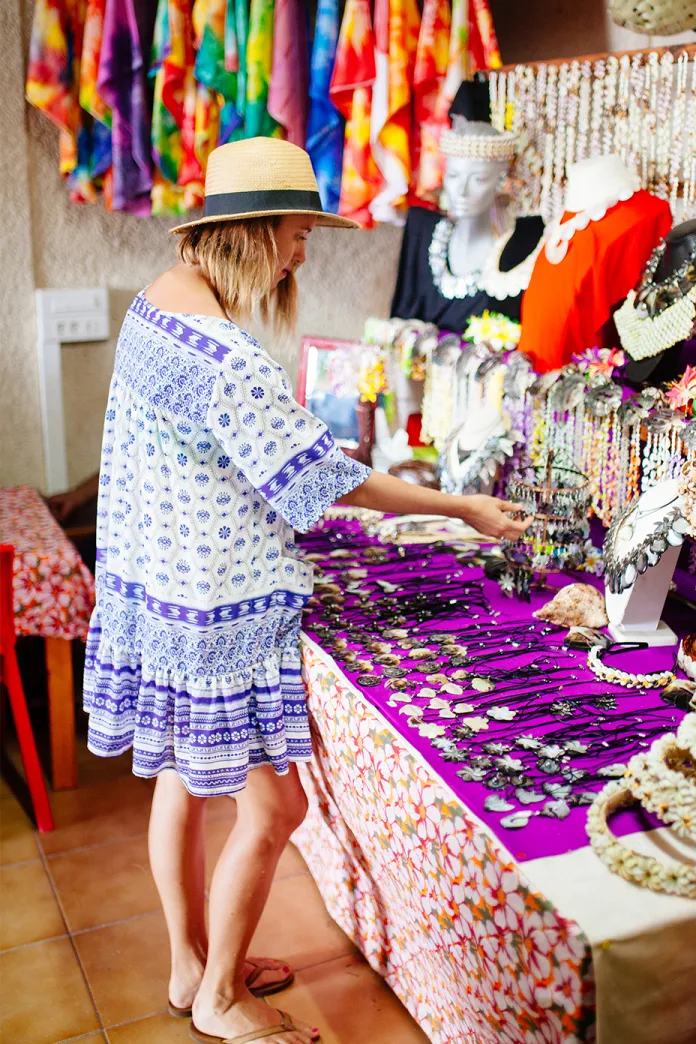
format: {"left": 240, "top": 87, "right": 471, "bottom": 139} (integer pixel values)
{"left": 299, "top": 520, "right": 695, "bottom": 862}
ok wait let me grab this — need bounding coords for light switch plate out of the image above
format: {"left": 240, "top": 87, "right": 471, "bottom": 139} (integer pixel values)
{"left": 35, "top": 287, "right": 109, "bottom": 343}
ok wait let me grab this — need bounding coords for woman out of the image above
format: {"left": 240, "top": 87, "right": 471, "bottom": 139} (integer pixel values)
{"left": 84, "top": 138, "right": 530, "bottom": 1044}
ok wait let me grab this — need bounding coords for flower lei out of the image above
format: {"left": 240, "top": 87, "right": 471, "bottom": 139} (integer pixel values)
{"left": 463, "top": 311, "right": 521, "bottom": 352}
{"left": 357, "top": 349, "right": 388, "bottom": 404}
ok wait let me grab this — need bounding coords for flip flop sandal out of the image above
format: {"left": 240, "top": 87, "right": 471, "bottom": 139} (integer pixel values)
{"left": 189, "top": 1009, "right": 319, "bottom": 1044}
{"left": 168, "top": 962, "right": 295, "bottom": 1018}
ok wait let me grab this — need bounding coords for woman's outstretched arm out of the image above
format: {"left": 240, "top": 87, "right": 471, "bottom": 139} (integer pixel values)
{"left": 338, "top": 471, "right": 532, "bottom": 542}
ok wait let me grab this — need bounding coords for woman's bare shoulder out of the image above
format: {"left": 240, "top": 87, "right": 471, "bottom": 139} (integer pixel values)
{"left": 145, "top": 263, "right": 227, "bottom": 319}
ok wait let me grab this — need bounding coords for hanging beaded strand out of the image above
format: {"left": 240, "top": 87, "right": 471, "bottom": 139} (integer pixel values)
{"left": 576, "top": 60, "right": 592, "bottom": 161}
{"left": 615, "top": 54, "right": 631, "bottom": 167}
{"left": 552, "top": 63, "right": 569, "bottom": 216}
{"left": 603, "top": 56, "right": 619, "bottom": 157}
{"left": 655, "top": 52, "right": 674, "bottom": 201}
{"left": 566, "top": 60, "right": 581, "bottom": 170}
{"left": 589, "top": 57, "right": 605, "bottom": 156}
{"left": 684, "top": 56, "right": 696, "bottom": 215}
{"left": 670, "top": 52, "right": 690, "bottom": 214}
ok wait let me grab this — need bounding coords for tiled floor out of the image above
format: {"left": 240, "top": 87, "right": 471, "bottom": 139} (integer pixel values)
{"left": 0, "top": 743, "right": 429, "bottom": 1044}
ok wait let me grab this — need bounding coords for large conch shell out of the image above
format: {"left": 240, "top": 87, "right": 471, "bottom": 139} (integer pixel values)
{"left": 533, "top": 583, "right": 608, "bottom": 628}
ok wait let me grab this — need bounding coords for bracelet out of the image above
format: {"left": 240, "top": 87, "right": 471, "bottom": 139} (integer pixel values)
{"left": 586, "top": 781, "right": 696, "bottom": 898}
{"left": 587, "top": 644, "right": 675, "bottom": 689}
{"left": 625, "top": 734, "right": 696, "bottom": 841}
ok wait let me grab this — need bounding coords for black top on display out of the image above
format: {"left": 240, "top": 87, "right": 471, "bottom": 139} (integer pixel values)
{"left": 448, "top": 73, "right": 491, "bottom": 124}
{"left": 390, "top": 206, "right": 499, "bottom": 330}
{"left": 623, "top": 218, "right": 696, "bottom": 384}
{"left": 499, "top": 215, "right": 545, "bottom": 273}
{"left": 656, "top": 218, "right": 696, "bottom": 280}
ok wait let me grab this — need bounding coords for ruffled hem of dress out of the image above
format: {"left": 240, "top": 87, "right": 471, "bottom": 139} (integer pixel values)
{"left": 278, "top": 446, "right": 371, "bottom": 533}
{"left": 83, "top": 636, "right": 312, "bottom": 797}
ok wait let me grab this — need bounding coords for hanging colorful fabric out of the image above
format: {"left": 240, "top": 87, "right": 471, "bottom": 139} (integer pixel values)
{"left": 79, "top": 0, "right": 113, "bottom": 190}
{"left": 413, "top": 0, "right": 450, "bottom": 201}
{"left": 26, "top": 0, "right": 82, "bottom": 177}
{"left": 150, "top": 0, "right": 203, "bottom": 216}
{"left": 26, "top": 0, "right": 103, "bottom": 203}
{"left": 468, "top": 0, "right": 502, "bottom": 73}
{"left": 98, "top": 0, "right": 157, "bottom": 215}
{"left": 194, "top": 0, "right": 247, "bottom": 145}
{"left": 369, "top": 0, "right": 421, "bottom": 226}
{"left": 246, "top": 0, "right": 278, "bottom": 138}
{"left": 306, "top": 0, "right": 344, "bottom": 213}
{"left": 267, "top": 0, "right": 309, "bottom": 147}
{"left": 330, "top": 0, "right": 380, "bottom": 227}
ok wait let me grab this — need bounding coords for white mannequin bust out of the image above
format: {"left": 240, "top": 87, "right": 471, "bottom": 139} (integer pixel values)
{"left": 564, "top": 154, "right": 640, "bottom": 213}
{"left": 442, "top": 124, "right": 510, "bottom": 282}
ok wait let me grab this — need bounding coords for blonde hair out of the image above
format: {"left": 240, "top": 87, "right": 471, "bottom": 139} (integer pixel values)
{"left": 177, "top": 217, "right": 298, "bottom": 333}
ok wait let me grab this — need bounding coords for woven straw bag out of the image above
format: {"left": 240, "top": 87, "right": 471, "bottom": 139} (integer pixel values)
{"left": 609, "top": 0, "right": 696, "bottom": 35}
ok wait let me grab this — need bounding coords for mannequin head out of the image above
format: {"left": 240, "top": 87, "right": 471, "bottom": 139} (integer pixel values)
{"left": 443, "top": 150, "right": 509, "bottom": 219}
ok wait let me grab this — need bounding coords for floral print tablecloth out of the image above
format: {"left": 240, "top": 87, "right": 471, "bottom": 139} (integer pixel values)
{"left": 0, "top": 487, "right": 95, "bottom": 640}
{"left": 294, "top": 640, "right": 595, "bottom": 1044}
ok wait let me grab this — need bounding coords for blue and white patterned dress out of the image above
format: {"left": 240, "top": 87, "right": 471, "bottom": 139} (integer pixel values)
{"left": 83, "top": 291, "right": 370, "bottom": 795}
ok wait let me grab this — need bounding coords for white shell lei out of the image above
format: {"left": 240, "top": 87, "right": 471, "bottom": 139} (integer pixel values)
{"left": 480, "top": 227, "right": 546, "bottom": 301}
{"left": 429, "top": 219, "right": 482, "bottom": 300}
{"left": 587, "top": 714, "right": 696, "bottom": 898}
{"left": 544, "top": 186, "right": 638, "bottom": 265}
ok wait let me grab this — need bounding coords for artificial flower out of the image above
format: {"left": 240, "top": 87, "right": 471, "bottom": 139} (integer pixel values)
{"left": 665, "top": 365, "right": 696, "bottom": 414}
{"left": 572, "top": 345, "right": 625, "bottom": 377}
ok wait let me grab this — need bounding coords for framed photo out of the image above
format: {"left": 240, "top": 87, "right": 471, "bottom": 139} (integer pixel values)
{"left": 297, "top": 337, "right": 365, "bottom": 447}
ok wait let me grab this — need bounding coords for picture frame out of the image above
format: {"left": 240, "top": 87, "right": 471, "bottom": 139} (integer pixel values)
{"left": 297, "top": 336, "right": 365, "bottom": 447}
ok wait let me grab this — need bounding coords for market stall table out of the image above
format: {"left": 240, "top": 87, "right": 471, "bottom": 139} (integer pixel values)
{"left": 0, "top": 487, "right": 95, "bottom": 789}
{"left": 293, "top": 519, "right": 696, "bottom": 1044}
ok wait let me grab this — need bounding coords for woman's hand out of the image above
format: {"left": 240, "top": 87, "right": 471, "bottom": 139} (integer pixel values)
{"left": 46, "top": 489, "right": 83, "bottom": 522}
{"left": 339, "top": 472, "right": 533, "bottom": 541}
{"left": 455, "top": 494, "right": 533, "bottom": 541}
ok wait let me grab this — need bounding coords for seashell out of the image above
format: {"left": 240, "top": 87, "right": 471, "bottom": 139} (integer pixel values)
{"left": 487, "top": 706, "right": 517, "bottom": 721}
{"left": 533, "top": 583, "right": 608, "bottom": 628}
{"left": 453, "top": 702, "right": 475, "bottom": 713}
{"left": 500, "top": 811, "right": 533, "bottom": 829}
{"left": 457, "top": 766, "right": 488, "bottom": 782}
{"left": 460, "top": 715, "right": 489, "bottom": 732}
{"left": 597, "top": 763, "right": 627, "bottom": 778}
{"left": 565, "top": 627, "right": 609, "bottom": 650}
{"left": 409, "top": 648, "right": 436, "bottom": 660}
{"left": 516, "top": 788, "right": 545, "bottom": 804}
{"left": 426, "top": 673, "right": 449, "bottom": 686}
{"left": 542, "top": 800, "right": 571, "bottom": 820}
{"left": 419, "top": 723, "right": 446, "bottom": 739}
{"left": 660, "top": 678, "right": 696, "bottom": 711}
{"left": 452, "top": 669, "right": 469, "bottom": 681}
{"left": 472, "top": 677, "right": 495, "bottom": 693}
{"left": 484, "top": 795, "right": 515, "bottom": 813}
{"left": 442, "top": 682, "right": 464, "bottom": 696}
{"left": 383, "top": 628, "right": 409, "bottom": 639}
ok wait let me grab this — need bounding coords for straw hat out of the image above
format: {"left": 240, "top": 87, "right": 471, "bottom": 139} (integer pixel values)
{"left": 170, "top": 137, "right": 358, "bottom": 233}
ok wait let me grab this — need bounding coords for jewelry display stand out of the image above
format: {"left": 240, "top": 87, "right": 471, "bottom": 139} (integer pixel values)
{"left": 605, "top": 479, "right": 685, "bottom": 646}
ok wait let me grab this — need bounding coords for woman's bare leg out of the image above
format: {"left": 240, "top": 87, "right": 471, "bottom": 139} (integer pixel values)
{"left": 192, "top": 764, "right": 317, "bottom": 1044}
{"left": 148, "top": 770, "right": 208, "bottom": 1009}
